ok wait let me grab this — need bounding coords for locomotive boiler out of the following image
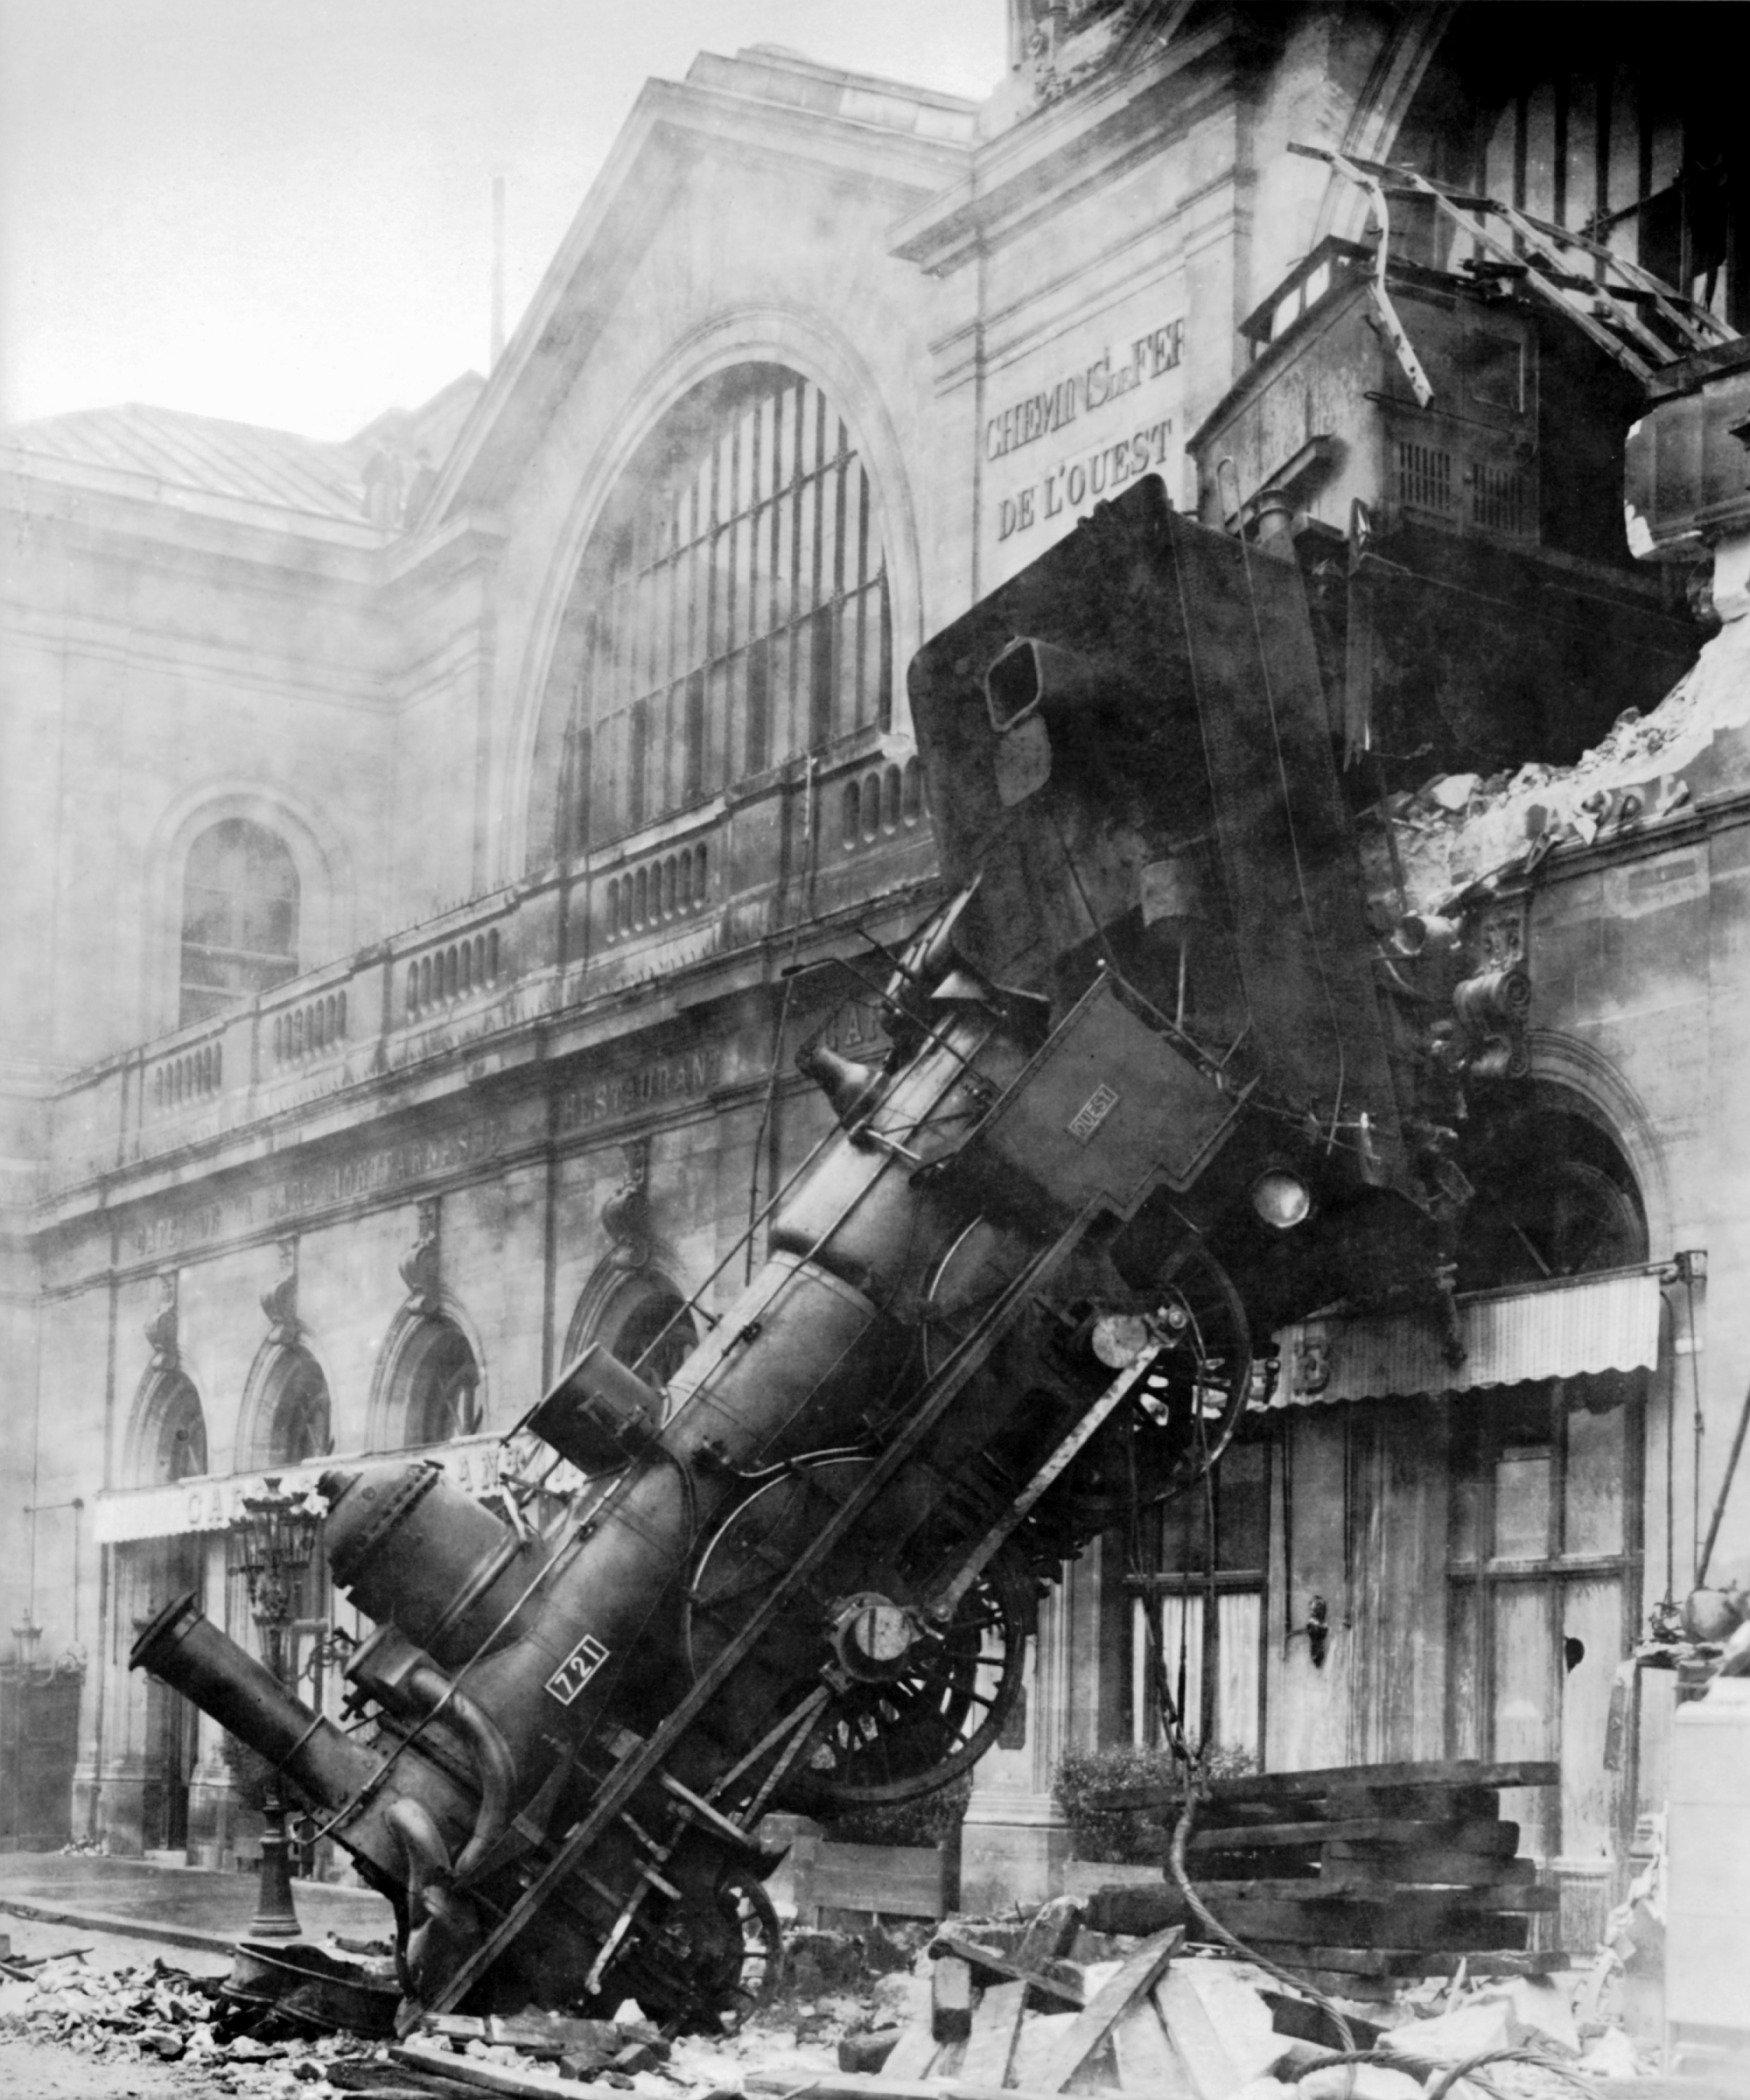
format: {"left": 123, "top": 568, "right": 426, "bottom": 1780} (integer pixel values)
{"left": 133, "top": 476, "right": 1506, "bottom": 2031}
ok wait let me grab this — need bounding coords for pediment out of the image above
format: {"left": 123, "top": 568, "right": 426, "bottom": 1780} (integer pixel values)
{"left": 421, "top": 52, "right": 976, "bottom": 527}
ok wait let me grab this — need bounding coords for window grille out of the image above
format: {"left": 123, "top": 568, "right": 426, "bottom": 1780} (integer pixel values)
{"left": 565, "top": 370, "right": 891, "bottom": 850}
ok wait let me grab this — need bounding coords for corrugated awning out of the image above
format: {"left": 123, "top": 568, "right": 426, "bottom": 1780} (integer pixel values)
{"left": 1265, "top": 1265, "right": 1666, "bottom": 1408}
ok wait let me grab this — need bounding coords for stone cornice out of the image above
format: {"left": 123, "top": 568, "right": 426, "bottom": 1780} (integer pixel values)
{"left": 891, "top": 15, "right": 1243, "bottom": 276}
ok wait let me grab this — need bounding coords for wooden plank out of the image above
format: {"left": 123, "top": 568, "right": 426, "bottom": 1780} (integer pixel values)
{"left": 1190, "top": 1817, "right": 1519, "bottom": 1854}
{"left": 1112, "top": 1999, "right": 1194, "bottom": 2100}
{"left": 1317, "top": 1847, "right": 1538, "bottom": 1889}
{"left": 1201, "top": 1759, "right": 1560, "bottom": 1805}
{"left": 1197, "top": 1879, "right": 1558, "bottom": 1915}
{"left": 1151, "top": 1971, "right": 1243, "bottom": 2100}
{"left": 1200, "top": 1897, "right": 1530, "bottom": 1950}
{"left": 958, "top": 1979, "right": 1025, "bottom": 2090}
{"left": 1245, "top": 1942, "right": 1563, "bottom": 1978}
{"left": 1028, "top": 1928, "right": 1183, "bottom": 2094}
{"left": 743, "top": 2076, "right": 1130, "bottom": 2100}
{"left": 392, "top": 2044, "right": 612, "bottom": 2100}
{"left": 932, "top": 1957, "right": 974, "bottom": 2043}
{"left": 1324, "top": 1785, "right": 1501, "bottom": 1822}
{"left": 931, "top": 1933, "right": 1084, "bottom": 2009}
{"left": 810, "top": 1842, "right": 946, "bottom": 1919}
{"left": 881, "top": 2019, "right": 941, "bottom": 2081}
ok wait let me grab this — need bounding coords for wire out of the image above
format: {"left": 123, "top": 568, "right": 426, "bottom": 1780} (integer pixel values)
{"left": 1168, "top": 1788, "right": 1357, "bottom": 2052}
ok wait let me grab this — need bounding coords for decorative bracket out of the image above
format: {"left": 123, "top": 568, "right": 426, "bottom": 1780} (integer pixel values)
{"left": 399, "top": 1200, "right": 441, "bottom": 1309}
{"left": 261, "top": 1240, "right": 300, "bottom": 1344}
{"left": 144, "top": 1274, "right": 179, "bottom": 1370}
{"left": 601, "top": 1138, "right": 652, "bottom": 1271}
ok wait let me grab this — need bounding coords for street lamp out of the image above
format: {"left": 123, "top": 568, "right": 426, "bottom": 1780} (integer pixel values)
{"left": 228, "top": 1476, "right": 321, "bottom": 1939}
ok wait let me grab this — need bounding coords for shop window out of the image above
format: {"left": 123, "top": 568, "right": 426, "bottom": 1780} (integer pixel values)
{"left": 540, "top": 365, "right": 892, "bottom": 859}
{"left": 1129, "top": 1437, "right": 1269, "bottom": 1758}
{"left": 398, "top": 1316, "right": 483, "bottom": 1448}
{"left": 262, "top": 1349, "right": 332, "bottom": 1468}
{"left": 179, "top": 819, "right": 300, "bottom": 1026}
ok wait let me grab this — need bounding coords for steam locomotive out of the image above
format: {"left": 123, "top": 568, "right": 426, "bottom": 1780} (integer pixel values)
{"left": 134, "top": 477, "right": 1518, "bottom": 2031}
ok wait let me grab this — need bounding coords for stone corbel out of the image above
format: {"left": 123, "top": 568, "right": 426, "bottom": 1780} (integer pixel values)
{"left": 144, "top": 1274, "right": 179, "bottom": 1370}
{"left": 260, "top": 1240, "right": 300, "bottom": 1344}
{"left": 399, "top": 1199, "right": 441, "bottom": 1310}
{"left": 601, "top": 1138, "right": 652, "bottom": 1271}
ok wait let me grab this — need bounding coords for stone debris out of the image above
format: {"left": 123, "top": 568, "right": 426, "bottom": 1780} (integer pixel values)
{"left": 1, "top": 1900, "right": 1658, "bottom": 2100}
{"left": 1365, "top": 605, "right": 1750, "bottom": 921}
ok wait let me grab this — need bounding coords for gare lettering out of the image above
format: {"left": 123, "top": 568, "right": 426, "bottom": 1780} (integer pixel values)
{"left": 985, "top": 317, "right": 1185, "bottom": 463}
{"left": 997, "top": 418, "right": 1176, "bottom": 543}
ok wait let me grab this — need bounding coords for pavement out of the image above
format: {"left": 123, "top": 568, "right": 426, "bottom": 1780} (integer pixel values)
{"left": 0, "top": 1849, "right": 397, "bottom": 1958}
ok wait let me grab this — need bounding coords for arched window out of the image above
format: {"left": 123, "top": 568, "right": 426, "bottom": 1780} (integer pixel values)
{"left": 262, "top": 1349, "right": 332, "bottom": 1468}
{"left": 607, "top": 1281, "right": 699, "bottom": 1392}
{"left": 536, "top": 365, "right": 893, "bottom": 864}
{"left": 180, "top": 819, "right": 300, "bottom": 1025}
{"left": 400, "top": 1317, "right": 482, "bottom": 1448}
{"left": 148, "top": 1373, "right": 208, "bottom": 1486}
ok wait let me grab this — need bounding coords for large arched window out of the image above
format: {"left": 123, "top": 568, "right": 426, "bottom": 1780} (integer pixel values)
{"left": 536, "top": 365, "right": 892, "bottom": 864}
{"left": 261, "top": 1349, "right": 332, "bottom": 1469}
{"left": 179, "top": 818, "right": 300, "bottom": 1025}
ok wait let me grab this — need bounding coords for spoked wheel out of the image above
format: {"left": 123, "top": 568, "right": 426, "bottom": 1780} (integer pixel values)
{"left": 694, "top": 1870, "right": 781, "bottom": 2034}
{"left": 803, "top": 1544, "right": 1031, "bottom": 1806}
{"left": 684, "top": 1456, "right": 1031, "bottom": 1810}
{"left": 1072, "top": 1239, "right": 1252, "bottom": 1512}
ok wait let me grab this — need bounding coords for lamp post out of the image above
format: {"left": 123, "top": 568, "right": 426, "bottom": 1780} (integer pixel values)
{"left": 228, "top": 1476, "right": 321, "bottom": 1939}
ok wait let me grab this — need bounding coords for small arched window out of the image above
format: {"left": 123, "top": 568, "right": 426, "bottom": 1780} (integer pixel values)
{"left": 263, "top": 1349, "right": 332, "bottom": 1468}
{"left": 150, "top": 1373, "right": 208, "bottom": 1485}
{"left": 180, "top": 819, "right": 300, "bottom": 1025}
{"left": 402, "top": 1317, "right": 482, "bottom": 1448}
{"left": 608, "top": 1281, "right": 699, "bottom": 1392}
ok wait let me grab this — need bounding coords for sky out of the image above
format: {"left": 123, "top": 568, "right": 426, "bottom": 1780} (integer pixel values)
{"left": 0, "top": 0, "right": 1008, "bottom": 441}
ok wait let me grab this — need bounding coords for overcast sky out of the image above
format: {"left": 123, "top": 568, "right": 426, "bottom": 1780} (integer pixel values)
{"left": 0, "top": 1, "right": 1007, "bottom": 442}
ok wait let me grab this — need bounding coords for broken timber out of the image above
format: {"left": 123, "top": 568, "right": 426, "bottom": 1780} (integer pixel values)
{"left": 1084, "top": 1757, "right": 1565, "bottom": 1981}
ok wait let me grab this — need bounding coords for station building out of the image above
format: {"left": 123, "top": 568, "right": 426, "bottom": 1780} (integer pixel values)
{"left": 4, "top": 2, "right": 1748, "bottom": 1952}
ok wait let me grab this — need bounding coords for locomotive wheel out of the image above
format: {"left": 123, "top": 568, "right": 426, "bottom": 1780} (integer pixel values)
{"left": 692, "top": 1870, "right": 781, "bottom": 2033}
{"left": 925, "top": 1221, "right": 1251, "bottom": 1516}
{"left": 1079, "top": 1238, "right": 1252, "bottom": 1512}
{"left": 684, "top": 1457, "right": 1030, "bottom": 1808}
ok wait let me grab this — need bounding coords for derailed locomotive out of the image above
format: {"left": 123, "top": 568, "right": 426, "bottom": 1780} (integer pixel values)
{"left": 133, "top": 477, "right": 1521, "bottom": 2030}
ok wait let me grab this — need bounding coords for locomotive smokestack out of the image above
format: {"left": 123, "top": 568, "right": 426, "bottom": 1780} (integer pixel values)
{"left": 796, "top": 1038, "right": 881, "bottom": 1125}
{"left": 130, "top": 1592, "right": 380, "bottom": 1813}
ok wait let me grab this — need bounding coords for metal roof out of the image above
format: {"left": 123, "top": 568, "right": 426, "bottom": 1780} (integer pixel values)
{"left": 1266, "top": 1266, "right": 1666, "bottom": 1407}
{"left": 2, "top": 403, "right": 368, "bottom": 520}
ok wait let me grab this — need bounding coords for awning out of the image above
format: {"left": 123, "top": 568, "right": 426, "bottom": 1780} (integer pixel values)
{"left": 1265, "top": 1265, "right": 1667, "bottom": 1408}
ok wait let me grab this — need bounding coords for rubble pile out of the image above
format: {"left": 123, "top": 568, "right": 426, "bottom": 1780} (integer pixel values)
{"left": 1, "top": 1901, "right": 1667, "bottom": 2100}
{"left": 0, "top": 1938, "right": 361, "bottom": 2092}
{"left": 1364, "top": 608, "right": 1750, "bottom": 920}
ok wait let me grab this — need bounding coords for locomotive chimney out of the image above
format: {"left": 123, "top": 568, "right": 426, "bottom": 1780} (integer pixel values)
{"left": 796, "top": 1038, "right": 882, "bottom": 1125}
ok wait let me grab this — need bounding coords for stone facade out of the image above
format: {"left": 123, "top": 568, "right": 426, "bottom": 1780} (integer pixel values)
{"left": 3, "top": 8, "right": 1748, "bottom": 1931}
